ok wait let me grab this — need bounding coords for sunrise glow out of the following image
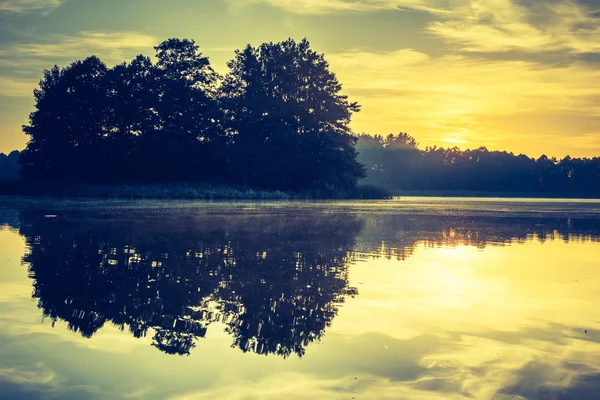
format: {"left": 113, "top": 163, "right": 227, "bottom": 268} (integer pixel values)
{"left": 0, "top": 0, "right": 599, "bottom": 157}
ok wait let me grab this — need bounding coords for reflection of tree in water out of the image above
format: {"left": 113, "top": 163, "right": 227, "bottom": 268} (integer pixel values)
{"left": 19, "top": 210, "right": 361, "bottom": 357}
{"left": 217, "top": 248, "right": 352, "bottom": 357}
{"left": 18, "top": 205, "right": 600, "bottom": 356}
{"left": 0, "top": 207, "right": 20, "bottom": 230}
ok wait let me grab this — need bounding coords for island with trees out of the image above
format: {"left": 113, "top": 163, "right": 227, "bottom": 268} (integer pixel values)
{"left": 0, "top": 37, "right": 598, "bottom": 199}
{"left": 0, "top": 38, "right": 385, "bottom": 199}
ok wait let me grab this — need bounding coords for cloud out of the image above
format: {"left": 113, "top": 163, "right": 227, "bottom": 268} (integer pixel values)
{"left": 3, "top": 31, "right": 159, "bottom": 66}
{"left": 0, "top": 76, "right": 38, "bottom": 97}
{"left": 0, "top": 0, "right": 62, "bottom": 13}
{"left": 428, "top": 0, "right": 600, "bottom": 54}
{"left": 229, "top": 0, "right": 599, "bottom": 55}
{"left": 0, "top": 31, "right": 159, "bottom": 98}
{"left": 328, "top": 47, "right": 600, "bottom": 156}
{"left": 0, "top": 367, "right": 56, "bottom": 385}
{"left": 168, "top": 372, "right": 468, "bottom": 400}
{"left": 226, "top": 0, "right": 450, "bottom": 15}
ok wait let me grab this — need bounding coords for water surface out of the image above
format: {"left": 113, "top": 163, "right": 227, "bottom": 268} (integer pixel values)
{"left": 1, "top": 197, "right": 600, "bottom": 399}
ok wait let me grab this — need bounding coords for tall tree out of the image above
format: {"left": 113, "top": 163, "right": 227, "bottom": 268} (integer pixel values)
{"left": 149, "top": 38, "right": 223, "bottom": 181}
{"left": 103, "top": 55, "right": 157, "bottom": 181}
{"left": 20, "top": 39, "right": 224, "bottom": 184}
{"left": 20, "top": 57, "right": 109, "bottom": 181}
{"left": 222, "top": 38, "right": 365, "bottom": 191}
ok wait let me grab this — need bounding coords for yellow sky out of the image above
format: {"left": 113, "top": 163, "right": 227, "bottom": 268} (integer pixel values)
{"left": 0, "top": 0, "right": 599, "bottom": 157}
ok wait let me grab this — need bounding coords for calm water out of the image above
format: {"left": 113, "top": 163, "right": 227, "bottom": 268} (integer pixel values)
{"left": 1, "top": 197, "right": 600, "bottom": 400}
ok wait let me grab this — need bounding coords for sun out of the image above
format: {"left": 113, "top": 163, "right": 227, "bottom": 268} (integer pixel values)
{"left": 443, "top": 137, "right": 468, "bottom": 145}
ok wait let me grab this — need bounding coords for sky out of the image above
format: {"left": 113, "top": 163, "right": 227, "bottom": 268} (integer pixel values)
{"left": 0, "top": 0, "right": 599, "bottom": 157}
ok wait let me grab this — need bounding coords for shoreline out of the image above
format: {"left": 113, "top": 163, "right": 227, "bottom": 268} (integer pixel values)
{"left": 0, "top": 181, "right": 392, "bottom": 201}
{"left": 1, "top": 181, "right": 598, "bottom": 201}
{"left": 393, "top": 190, "right": 600, "bottom": 200}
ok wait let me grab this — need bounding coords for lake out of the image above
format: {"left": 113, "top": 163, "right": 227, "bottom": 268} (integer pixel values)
{"left": 1, "top": 197, "right": 600, "bottom": 400}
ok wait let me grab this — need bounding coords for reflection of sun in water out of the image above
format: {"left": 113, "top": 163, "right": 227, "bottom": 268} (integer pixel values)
{"left": 416, "top": 244, "right": 492, "bottom": 309}
{"left": 333, "top": 239, "right": 600, "bottom": 400}
{"left": 434, "top": 245, "right": 475, "bottom": 262}
{"left": 343, "top": 240, "right": 600, "bottom": 338}
{"left": 342, "top": 243, "right": 507, "bottom": 336}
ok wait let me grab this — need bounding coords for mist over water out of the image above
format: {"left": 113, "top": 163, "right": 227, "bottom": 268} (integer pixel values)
{"left": 1, "top": 198, "right": 600, "bottom": 399}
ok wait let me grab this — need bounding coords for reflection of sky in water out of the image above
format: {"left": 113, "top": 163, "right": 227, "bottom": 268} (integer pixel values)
{"left": 1, "top": 199, "right": 600, "bottom": 399}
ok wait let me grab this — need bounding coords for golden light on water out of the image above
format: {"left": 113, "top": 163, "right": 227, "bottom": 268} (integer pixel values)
{"left": 330, "top": 238, "right": 600, "bottom": 398}
{"left": 1, "top": 200, "right": 600, "bottom": 399}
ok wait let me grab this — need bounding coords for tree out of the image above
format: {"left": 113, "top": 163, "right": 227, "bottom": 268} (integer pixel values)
{"left": 148, "top": 39, "right": 223, "bottom": 182}
{"left": 222, "top": 38, "right": 365, "bottom": 191}
{"left": 383, "top": 132, "right": 418, "bottom": 149}
{"left": 103, "top": 55, "right": 157, "bottom": 181}
{"left": 356, "top": 133, "right": 421, "bottom": 189}
{"left": 0, "top": 151, "right": 21, "bottom": 181}
{"left": 19, "top": 39, "right": 224, "bottom": 184}
{"left": 20, "top": 57, "right": 109, "bottom": 181}
{"left": 18, "top": 37, "right": 368, "bottom": 193}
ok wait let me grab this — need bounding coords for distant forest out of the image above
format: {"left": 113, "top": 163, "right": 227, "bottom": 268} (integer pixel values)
{"left": 1, "top": 37, "right": 599, "bottom": 197}
{"left": 0, "top": 151, "right": 20, "bottom": 181}
{"left": 357, "top": 133, "right": 600, "bottom": 196}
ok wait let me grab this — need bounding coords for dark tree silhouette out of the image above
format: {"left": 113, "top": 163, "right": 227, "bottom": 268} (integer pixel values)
{"left": 357, "top": 133, "right": 600, "bottom": 196}
{"left": 0, "top": 151, "right": 20, "bottom": 181}
{"left": 18, "top": 208, "right": 361, "bottom": 357}
{"left": 221, "top": 38, "right": 365, "bottom": 191}
{"left": 103, "top": 55, "right": 158, "bottom": 180}
{"left": 20, "top": 39, "right": 226, "bottom": 184}
{"left": 15, "top": 35, "right": 599, "bottom": 196}
{"left": 148, "top": 39, "right": 223, "bottom": 181}
{"left": 18, "top": 37, "right": 365, "bottom": 193}
{"left": 20, "top": 57, "right": 109, "bottom": 181}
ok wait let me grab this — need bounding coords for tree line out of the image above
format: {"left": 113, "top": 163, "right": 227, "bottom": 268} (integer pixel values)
{"left": 0, "top": 151, "right": 20, "bottom": 181}
{"left": 4, "top": 36, "right": 599, "bottom": 196}
{"left": 18, "top": 38, "right": 365, "bottom": 193}
{"left": 357, "top": 133, "right": 600, "bottom": 195}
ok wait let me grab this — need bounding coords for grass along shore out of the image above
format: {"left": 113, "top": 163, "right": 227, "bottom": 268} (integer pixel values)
{"left": 0, "top": 181, "right": 392, "bottom": 200}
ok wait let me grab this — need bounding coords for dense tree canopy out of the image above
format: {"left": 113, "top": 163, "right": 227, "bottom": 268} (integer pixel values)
{"left": 357, "top": 133, "right": 600, "bottom": 195}
{"left": 221, "top": 39, "right": 364, "bottom": 190}
{"left": 13, "top": 36, "right": 600, "bottom": 196}
{"left": 19, "top": 38, "right": 365, "bottom": 192}
{"left": 0, "top": 151, "right": 20, "bottom": 181}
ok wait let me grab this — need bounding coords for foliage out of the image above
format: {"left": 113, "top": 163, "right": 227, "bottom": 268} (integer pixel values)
{"left": 221, "top": 38, "right": 364, "bottom": 191}
{"left": 14, "top": 35, "right": 600, "bottom": 198}
{"left": 352, "top": 184, "right": 393, "bottom": 199}
{"left": 357, "top": 133, "right": 600, "bottom": 196}
{"left": 0, "top": 181, "right": 291, "bottom": 200}
{"left": 0, "top": 151, "right": 20, "bottom": 181}
{"left": 19, "top": 38, "right": 365, "bottom": 193}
